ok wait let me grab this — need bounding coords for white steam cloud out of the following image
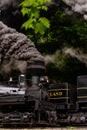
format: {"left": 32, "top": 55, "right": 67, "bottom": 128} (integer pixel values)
{"left": 63, "top": 47, "right": 87, "bottom": 65}
{"left": 65, "top": 0, "right": 87, "bottom": 19}
{"left": 44, "top": 48, "right": 87, "bottom": 69}
{"left": 44, "top": 55, "right": 55, "bottom": 65}
{"left": 0, "top": 59, "right": 27, "bottom": 73}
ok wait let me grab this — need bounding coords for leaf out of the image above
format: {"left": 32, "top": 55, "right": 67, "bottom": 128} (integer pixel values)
{"left": 39, "top": 17, "right": 50, "bottom": 28}
{"left": 34, "top": 22, "right": 46, "bottom": 35}
{"left": 19, "top": 0, "right": 31, "bottom": 7}
{"left": 20, "top": 0, "right": 35, "bottom": 7}
{"left": 31, "top": 7, "right": 40, "bottom": 18}
{"left": 21, "top": 8, "right": 30, "bottom": 16}
{"left": 37, "top": 0, "right": 44, "bottom": 4}
{"left": 20, "top": 0, "right": 51, "bottom": 35}
{"left": 41, "top": 6, "right": 48, "bottom": 11}
{"left": 44, "top": 0, "right": 51, "bottom": 3}
{"left": 21, "top": 18, "right": 35, "bottom": 30}
{"left": 28, "top": 0, "right": 36, "bottom": 6}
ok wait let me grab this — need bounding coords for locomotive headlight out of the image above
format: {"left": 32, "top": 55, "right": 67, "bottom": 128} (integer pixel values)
{"left": 45, "top": 76, "right": 49, "bottom": 83}
{"left": 5, "top": 116, "right": 9, "bottom": 120}
{"left": 9, "top": 77, "right": 13, "bottom": 82}
{"left": 40, "top": 76, "right": 49, "bottom": 83}
{"left": 23, "top": 115, "right": 28, "bottom": 119}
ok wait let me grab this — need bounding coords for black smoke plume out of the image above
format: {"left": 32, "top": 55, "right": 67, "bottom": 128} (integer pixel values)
{"left": 0, "top": 22, "right": 45, "bottom": 74}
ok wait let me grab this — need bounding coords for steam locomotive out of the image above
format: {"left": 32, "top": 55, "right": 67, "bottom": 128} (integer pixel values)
{"left": 0, "top": 74, "right": 87, "bottom": 127}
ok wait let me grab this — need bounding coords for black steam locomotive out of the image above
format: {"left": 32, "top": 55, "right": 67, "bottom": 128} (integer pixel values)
{"left": 0, "top": 74, "right": 87, "bottom": 126}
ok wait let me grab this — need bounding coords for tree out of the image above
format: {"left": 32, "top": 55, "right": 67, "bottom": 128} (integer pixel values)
{"left": 20, "top": 0, "right": 51, "bottom": 35}
{"left": 20, "top": 0, "right": 87, "bottom": 84}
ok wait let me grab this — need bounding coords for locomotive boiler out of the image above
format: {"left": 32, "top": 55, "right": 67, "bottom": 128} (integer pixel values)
{"left": 0, "top": 74, "right": 58, "bottom": 127}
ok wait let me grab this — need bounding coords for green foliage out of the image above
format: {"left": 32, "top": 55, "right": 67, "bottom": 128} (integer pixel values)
{"left": 20, "top": 0, "right": 51, "bottom": 35}
{"left": 19, "top": 2, "right": 87, "bottom": 83}
{"left": 43, "top": 8, "right": 87, "bottom": 83}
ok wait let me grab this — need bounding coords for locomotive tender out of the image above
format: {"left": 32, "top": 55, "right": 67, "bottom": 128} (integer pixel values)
{"left": 0, "top": 74, "right": 87, "bottom": 126}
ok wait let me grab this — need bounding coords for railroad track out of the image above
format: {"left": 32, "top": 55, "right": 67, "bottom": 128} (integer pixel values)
{"left": 0, "top": 128, "right": 73, "bottom": 130}
{"left": 0, "top": 126, "right": 87, "bottom": 130}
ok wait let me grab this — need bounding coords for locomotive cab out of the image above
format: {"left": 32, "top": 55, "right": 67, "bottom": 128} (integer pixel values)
{"left": 48, "top": 82, "right": 69, "bottom": 110}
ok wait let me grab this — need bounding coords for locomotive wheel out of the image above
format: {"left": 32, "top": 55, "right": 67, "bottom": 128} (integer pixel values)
{"left": 29, "top": 117, "right": 35, "bottom": 127}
